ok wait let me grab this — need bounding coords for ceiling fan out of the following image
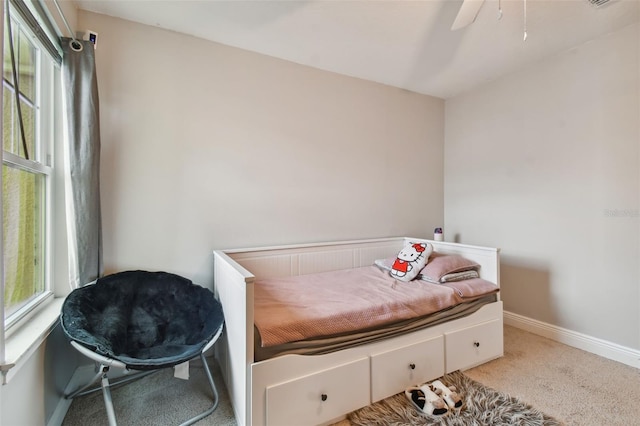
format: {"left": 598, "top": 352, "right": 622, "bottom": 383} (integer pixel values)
{"left": 451, "top": 0, "right": 528, "bottom": 40}
{"left": 451, "top": 0, "right": 492, "bottom": 31}
{"left": 451, "top": 0, "right": 613, "bottom": 40}
{"left": 452, "top": 0, "right": 614, "bottom": 31}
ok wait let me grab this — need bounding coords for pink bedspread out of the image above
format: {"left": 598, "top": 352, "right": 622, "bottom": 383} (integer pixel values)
{"left": 254, "top": 266, "right": 497, "bottom": 347}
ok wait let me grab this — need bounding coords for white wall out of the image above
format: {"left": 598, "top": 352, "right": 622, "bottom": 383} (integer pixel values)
{"left": 78, "top": 11, "right": 445, "bottom": 288}
{"left": 0, "top": 324, "right": 78, "bottom": 426}
{"left": 445, "top": 23, "right": 640, "bottom": 350}
{"left": 0, "top": 345, "right": 46, "bottom": 425}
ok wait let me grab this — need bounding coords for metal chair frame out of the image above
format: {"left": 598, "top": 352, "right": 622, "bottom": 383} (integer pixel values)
{"left": 65, "top": 324, "right": 223, "bottom": 426}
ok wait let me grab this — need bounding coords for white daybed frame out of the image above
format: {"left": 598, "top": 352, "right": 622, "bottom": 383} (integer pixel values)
{"left": 214, "top": 237, "right": 502, "bottom": 426}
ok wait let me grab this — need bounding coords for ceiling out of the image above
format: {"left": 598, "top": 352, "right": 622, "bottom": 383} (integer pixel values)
{"left": 74, "top": 0, "right": 640, "bottom": 99}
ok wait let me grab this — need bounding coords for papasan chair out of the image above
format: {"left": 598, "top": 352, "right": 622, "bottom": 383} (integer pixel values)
{"left": 61, "top": 270, "right": 224, "bottom": 426}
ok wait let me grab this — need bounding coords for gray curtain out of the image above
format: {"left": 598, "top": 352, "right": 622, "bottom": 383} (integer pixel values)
{"left": 62, "top": 39, "right": 103, "bottom": 287}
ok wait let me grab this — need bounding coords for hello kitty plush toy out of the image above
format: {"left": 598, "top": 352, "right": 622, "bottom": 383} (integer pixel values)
{"left": 390, "top": 242, "right": 433, "bottom": 282}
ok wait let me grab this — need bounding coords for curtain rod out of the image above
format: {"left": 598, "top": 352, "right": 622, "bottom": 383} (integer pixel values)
{"left": 51, "top": 0, "right": 83, "bottom": 51}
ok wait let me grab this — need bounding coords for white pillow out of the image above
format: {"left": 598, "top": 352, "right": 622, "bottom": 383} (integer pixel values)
{"left": 390, "top": 242, "right": 433, "bottom": 282}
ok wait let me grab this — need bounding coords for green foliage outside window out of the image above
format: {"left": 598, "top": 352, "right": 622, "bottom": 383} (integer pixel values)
{"left": 2, "top": 16, "right": 45, "bottom": 319}
{"left": 3, "top": 165, "right": 43, "bottom": 314}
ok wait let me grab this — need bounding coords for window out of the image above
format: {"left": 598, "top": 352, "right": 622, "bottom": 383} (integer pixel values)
{"left": 2, "top": 6, "right": 58, "bottom": 330}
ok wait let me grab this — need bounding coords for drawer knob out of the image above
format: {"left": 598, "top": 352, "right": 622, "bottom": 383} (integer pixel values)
{"left": 321, "top": 393, "right": 328, "bottom": 402}
{"left": 474, "top": 341, "right": 480, "bottom": 348}
{"left": 409, "top": 363, "right": 416, "bottom": 370}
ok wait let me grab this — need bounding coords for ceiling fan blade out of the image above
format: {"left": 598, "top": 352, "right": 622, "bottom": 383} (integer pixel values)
{"left": 451, "top": 0, "right": 485, "bottom": 31}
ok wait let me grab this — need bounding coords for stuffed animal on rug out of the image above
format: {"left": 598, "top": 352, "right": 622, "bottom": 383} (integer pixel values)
{"left": 405, "top": 385, "right": 448, "bottom": 416}
{"left": 431, "top": 380, "right": 463, "bottom": 409}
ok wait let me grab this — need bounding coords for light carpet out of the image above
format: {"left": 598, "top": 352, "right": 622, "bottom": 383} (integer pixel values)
{"left": 63, "top": 326, "right": 640, "bottom": 425}
{"left": 61, "top": 358, "right": 236, "bottom": 426}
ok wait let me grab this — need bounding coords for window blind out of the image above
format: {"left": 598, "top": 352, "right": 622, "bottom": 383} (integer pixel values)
{"left": 8, "top": 0, "right": 62, "bottom": 65}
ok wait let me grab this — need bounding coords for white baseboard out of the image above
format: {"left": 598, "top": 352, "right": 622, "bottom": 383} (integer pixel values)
{"left": 47, "top": 398, "right": 72, "bottom": 426}
{"left": 504, "top": 310, "right": 640, "bottom": 370}
{"left": 46, "top": 364, "right": 98, "bottom": 426}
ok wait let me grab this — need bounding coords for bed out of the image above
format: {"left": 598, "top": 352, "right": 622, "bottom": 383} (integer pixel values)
{"left": 213, "top": 237, "right": 502, "bottom": 426}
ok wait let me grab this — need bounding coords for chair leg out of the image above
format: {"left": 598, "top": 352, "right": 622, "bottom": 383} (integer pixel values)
{"left": 179, "top": 352, "right": 220, "bottom": 426}
{"left": 65, "top": 364, "right": 157, "bottom": 399}
{"left": 66, "top": 355, "right": 219, "bottom": 425}
{"left": 65, "top": 364, "right": 106, "bottom": 400}
{"left": 101, "top": 369, "right": 118, "bottom": 426}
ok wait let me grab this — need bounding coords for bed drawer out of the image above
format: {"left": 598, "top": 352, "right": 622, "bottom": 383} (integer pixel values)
{"left": 444, "top": 319, "right": 503, "bottom": 373}
{"left": 265, "top": 357, "right": 370, "bottom": 426}
{"left": 370, "top": 335, "right": 444, "bottom": 403}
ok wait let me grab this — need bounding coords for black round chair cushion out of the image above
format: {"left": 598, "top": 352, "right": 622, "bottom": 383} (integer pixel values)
{"left": 61, "top": 270, "right": 224, "bottom": 370}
